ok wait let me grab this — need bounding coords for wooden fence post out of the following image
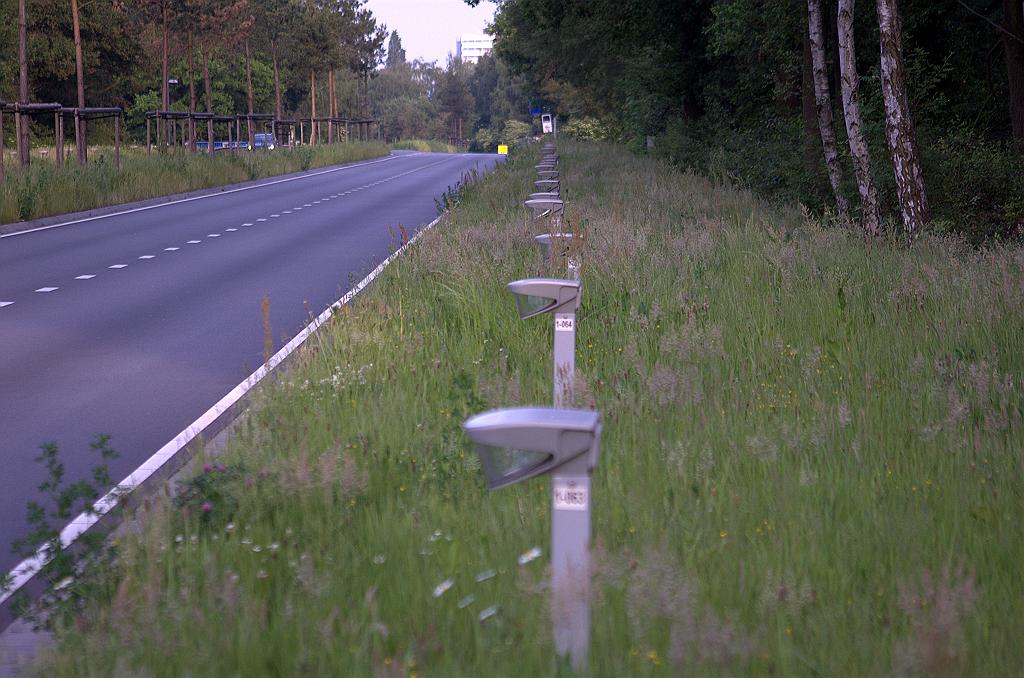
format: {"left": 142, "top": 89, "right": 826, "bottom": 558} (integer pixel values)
{"left": 114, "top": 113, "right": 121, "bottom": 169}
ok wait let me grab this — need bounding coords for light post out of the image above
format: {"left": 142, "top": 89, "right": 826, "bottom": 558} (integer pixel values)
{"left": 463, "top": 406, "right": 601, "bottom": 671}
{"left": 535, "top": 233, "right": 580, "bottom": 281}
{"left": 525, "top": 197, "right": 564, "bottom": 221}
{"left": 507, "top": 278, "right": 580, "bottom": 407}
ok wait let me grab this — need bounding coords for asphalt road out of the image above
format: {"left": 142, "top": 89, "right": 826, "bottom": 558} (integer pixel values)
{"left": 0, "top": 151, "right": 500, "bottom": 575}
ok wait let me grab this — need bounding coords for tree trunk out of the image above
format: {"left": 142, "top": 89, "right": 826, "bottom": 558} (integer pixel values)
{"left": 837, "top": 0, "right": 881, "bottom": 236}
{"left": 245, "top": 38, "right": 255, "bottom": 149}
{"left": 71, "top": 0, "right": 87, "bottom": 164}
{"left": 877, "top": 0, "right": 930, "bottom": 240}
{"left": 18, "top": 0, "right": 30, "bottom": 167}
{"left": 188, "top": 31, "right": 197, "bottom": 151}
{"left": 271, "top": 39, "right": 283, "bottom": 134}
{"left": 808, "top": 0, "right": 850, "bottom": 215}
{"left": 162, "top": 1, "right": 170, "bottom": 149}
{"left": 310, "top": 70, "right": 317, "bottom": 145}
{"left": 1004, "top": 0, "right": 1024, "bottom": 153}
{"left": 202, "top": 40, "right": 214, "bottom": 154}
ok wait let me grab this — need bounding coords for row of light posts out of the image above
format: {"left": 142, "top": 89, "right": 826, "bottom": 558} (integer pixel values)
{"left": 463, "top": 140, "right": 600, "bottom": 671}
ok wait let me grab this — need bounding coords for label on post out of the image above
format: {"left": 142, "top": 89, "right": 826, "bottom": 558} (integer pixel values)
{"left": 553, "top": 479, "right": 588, "bottom": 511}
{"left": 554, "top": 314, "right": 575, "bottom": 332}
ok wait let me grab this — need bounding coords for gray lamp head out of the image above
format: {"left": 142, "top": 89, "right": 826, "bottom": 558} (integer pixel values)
{"left": 507, "top": 277, "right": 580, "bottom": 318}
{"left": 463, "top": 407, "right": 600, "bottom": 489}
{"left": 535, "top": 233, "right": 574, "bottom": 258}
{"left": 525, "top": 198, "right": 563, "bottom": 213}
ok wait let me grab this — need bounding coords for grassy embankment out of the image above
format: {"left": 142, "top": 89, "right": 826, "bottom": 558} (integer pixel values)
{"left": 0, "top": 142, "right": 388, "bottom": 225}
{"left": 33, "top": 140, "right": 1024, "bottom": 675}
{"left": 389, "top": 140, "right": 460, "bottom": 153}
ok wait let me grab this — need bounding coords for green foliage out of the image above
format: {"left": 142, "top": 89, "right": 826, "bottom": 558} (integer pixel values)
{"left": 500, "top": 119, "right": 531, "bottom": 146}
{"left": 924, "top": 129, "right": 1024, "bottom": 242}
{"left": 7, "top": 436, "right": 119, "bottom": 630}
{"left": 562, "top": 116, "right": 619, "bottom": 141}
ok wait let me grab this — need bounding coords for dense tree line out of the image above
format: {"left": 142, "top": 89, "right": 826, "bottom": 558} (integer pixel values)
{"left": 0, "top": 0, "right": 388, "bottom": 150}
{"left": 475, "top": 0, "right": 1024, "bottom": 243}
{"left": 0, "top": 0, "right": 536, "bottom": 160}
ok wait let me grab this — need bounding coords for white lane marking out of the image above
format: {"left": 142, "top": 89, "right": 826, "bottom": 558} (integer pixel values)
{"left": 294, "top": 207, "right": 302, "bottom": 211}
{"left": 164, "top": 247, "right": 180, "bottom": 251}
{"left": 0, "top": 209, "right": 444, "bottom": 614}
{"left": 226, "top": 228, "right": 237, "bottom": 232}
{"left": 35, "top": 287, "right": 59, "bottom": 293}
{"left": 208, "top": 233, "right": 221, "bottom": 237}
{"left": 138, "top": 255, "right": 156, "bottom": 260}
{"left": 303, "top": 204, "right": 312, "bottom": 207}
{"left": 187, "top": 240, "right": 201, "bottom": 244}
{"left": 0, "top": 301, "right": 13, "bottom": 308}
{"left": 109, "top": 264, "right": 127, "bottom": 269}
{"left": 282, "top": 211, "right": 291, "bottom": 214}
{"left": 75, "top": 275, "right": 96, "bottom": 280}
{"left": 270, "top": 214, "right": 280, "bottom": 218}
{"left": 257, "top": 218, "right": 267, "bottom": 222}
{"left": 242, "top": 222, "right": 253, "bottom": 226}
{"left": 2, "top": 155, "right": 404, "bottom": 239}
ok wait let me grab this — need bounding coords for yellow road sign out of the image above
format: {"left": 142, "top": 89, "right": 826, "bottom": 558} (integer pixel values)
{"left": 498, "top": 144, "right": 509, "bottom": 155}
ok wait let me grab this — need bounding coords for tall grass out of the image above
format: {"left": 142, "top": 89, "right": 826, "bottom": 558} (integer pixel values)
{"left": 390, "top": 139, "right": 460, "bottom": 153}
{"left": 31, "top": 141, "right": 1024, "bottom": 675}
{"left": 0, "top": 143, "right": 389, "bottom": 226}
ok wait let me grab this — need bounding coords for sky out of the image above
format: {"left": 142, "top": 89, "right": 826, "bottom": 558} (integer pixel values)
{"left": 363, "top": 0, "right": 497, "bottom": 65}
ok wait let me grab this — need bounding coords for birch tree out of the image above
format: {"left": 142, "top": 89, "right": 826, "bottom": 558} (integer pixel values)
{"left": 807, "top": 0, "right": 849, "bottom": 216}
{"left": 837, "top": 0, "right": 881, "bottom": 236}
{"left": 877, "top": 0, "right": 930, "bottom": 240}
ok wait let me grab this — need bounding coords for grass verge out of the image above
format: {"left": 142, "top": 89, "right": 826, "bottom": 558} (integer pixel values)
{"left": 0, "top": 143, "right": 389, "bottom": 226}
{"left": 30, "top": 140, "right": 1024, "bottom": 675}
{"left": 390, "top": 140, "right": 460, "bottom": 153}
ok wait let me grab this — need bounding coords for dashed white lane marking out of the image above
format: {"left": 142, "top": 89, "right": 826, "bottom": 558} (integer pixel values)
{"left": 257, "top": 218, "right": 267, "bottom": 222}
{"left": 226, "top": 228, "right": 238, "bottom": 232}
{"left": 282, "top": 211, "right": 291, "bottom": 214}
{"left": 109, "top": 264, "right": 127, "bottom": 269}
{"left": 187, "top": 240, "right": 201, "bottom": 244}
{"left": 270, "top": 214, "right": 280, "bottom": 218}
{"left": 242, "top": 222, "right": 253, "bottom": 226}
{"left": 208, "top": 233, "right": 221, "bottom": 237}
{"left": 294, "top": 207, "right": 302, "bottom": 211}
{"left": 0, "top": 301, "right": 13, "bottom": 308}
{"left": 35, "top": 287, "right": 59, "bottom": 293}
{"left": 303, "top": 204, "right": 312, "bottom": 207}
{"left": 138, "top": 255, "right": 156, "bottom": 260}
{"left": 164, "top": 247, "right": 180, "bottom": 251}
{"left": 75, "top": 275, "right": 96, "bottom": 280}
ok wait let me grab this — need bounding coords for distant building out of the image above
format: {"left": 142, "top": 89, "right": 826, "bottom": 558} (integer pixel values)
{"left": 456, "top": 34, "right": 494, "bottom": 63}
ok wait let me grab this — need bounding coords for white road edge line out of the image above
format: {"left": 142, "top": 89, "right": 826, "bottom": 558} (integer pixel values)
{"left": 0, "top": 154, "right": 405, "bottom": 240}
{"left": 0, "top": 212, "right": 444, "bottom": 612}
